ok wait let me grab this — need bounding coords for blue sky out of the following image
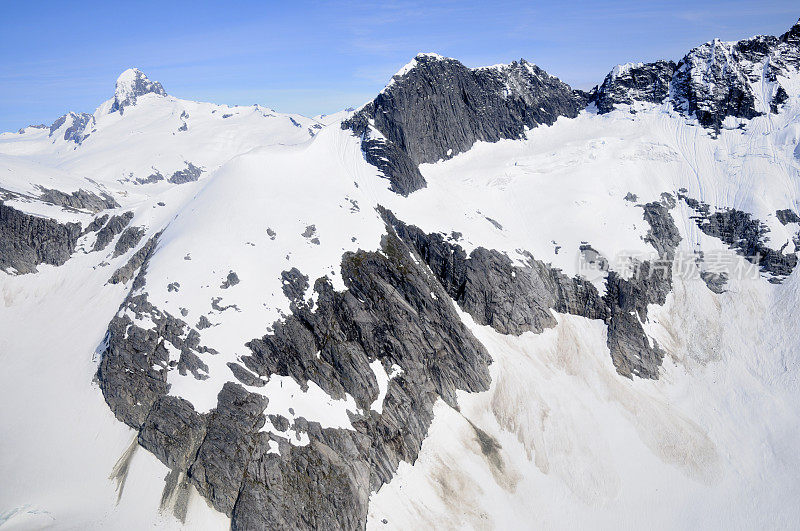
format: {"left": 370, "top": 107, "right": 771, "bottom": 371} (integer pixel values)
{"left": 1, "top": 0, "right": 798, "bottom": 132}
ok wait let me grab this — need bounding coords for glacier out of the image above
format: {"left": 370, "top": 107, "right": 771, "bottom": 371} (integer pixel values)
{"left": 1, "top": 17, "right": 800, "bottom": 531}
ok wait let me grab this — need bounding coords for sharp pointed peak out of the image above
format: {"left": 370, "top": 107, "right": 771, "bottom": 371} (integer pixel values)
{"left": 111, "top": 67, "right": 167, "bottom": 113}
{"left": 781, "top": 17, "right": 800, "bottom": 43}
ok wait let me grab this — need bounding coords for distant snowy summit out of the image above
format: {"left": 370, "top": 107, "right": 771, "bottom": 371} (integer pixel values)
{"left": 43, "top": 68, "right": 169, "bottom": 146}
{"left": 110, "top": 68, "right": 167, "bottom": 113}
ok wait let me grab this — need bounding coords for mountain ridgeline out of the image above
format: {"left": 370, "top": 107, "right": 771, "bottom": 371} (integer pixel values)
{"left": 344, "top": 19, "right": 800, "bottom": 194}
{"left": 2, "top": 16, "right": 800, "bottom": 531}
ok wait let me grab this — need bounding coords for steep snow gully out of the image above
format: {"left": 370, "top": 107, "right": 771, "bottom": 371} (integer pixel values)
{"left": 2, "top": 17, "right": 800, "bottom": 531}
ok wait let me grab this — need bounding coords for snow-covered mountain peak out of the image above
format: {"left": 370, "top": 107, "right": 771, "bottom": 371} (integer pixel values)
{"left": 593, "top": 18, "right": 800, "bottom": 129}
{"left": 387, "top": 52, "right": 451, "bottom": 84}
{"left": 782, "top": 17, "right": 800, "bottom": 43}
{"left": 110, "top": 67, "right": 167, "bottom": 113}
{"left": 5, "top": 16, "right": 800, "bottom": 531}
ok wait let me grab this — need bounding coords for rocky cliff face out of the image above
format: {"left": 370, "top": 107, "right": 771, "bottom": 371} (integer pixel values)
{"left": 97, "top": 221, "right": 494, "bottom": 528}
{"left": 679, "top": 193, "right": 800, "bottom": 283}
{"left": 0, "top": 202, "right": 81, "bottom": 274}
{"left": 382, "top": 200, "right": 680, "bottom": 380}
{"left": 593, "top": 61, "right": 676, "bottom": 114}
{"left": 344, "top": 54, "right": 587, "bottom": 195}
{"left": 92, "top": 191, "right": 688, "bottom": 528}
{"left": 595, "top": 19, "right": 800, "bottom": 130}
{"left": 49, "top": 112, "right": 95, "bottom": 144}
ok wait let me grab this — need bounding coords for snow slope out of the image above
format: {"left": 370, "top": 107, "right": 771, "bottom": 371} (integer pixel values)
{"left": 2, "top": 22, "right": 800, "bottom": 529}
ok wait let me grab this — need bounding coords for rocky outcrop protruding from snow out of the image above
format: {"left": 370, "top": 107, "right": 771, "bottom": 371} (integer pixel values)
{"left": 110, "top": 68, "right": 167, "bottom": 114}
{"left": 99, "top": 237, "right": 220, "bottom": 429}
{"left": 112, "top": 226, "right": 146, "bottom": 258}
{"left": 93, "top": 211, "right": 134, "bottom": 252}
{"left": 594, "top": 61, "right": 676, "bottom": 113}
{"left": 48, "top": 112, "right": 95, "bottom": 144}
{"left": 0, "top": 201, "right": 81, "bottom": 274}
{"left": 776, "top": 209, "right": 800, "bottom": 225}
{"left": 167, "top": 162, "right": 203, "bottom": 184}
{"left": 98, "top": 223, "right": 492, "bottom": 529}
{"left": 38, "top": 187, "right": 119, "bottom": 212}
{"left": 382, "top": 200, "right": 680, "bottom": 379}
{"left": 680, "top": 194, "right": 798, "bottom": 282}
{"left": 108, "top": 232, "right": 161, "bottom": 285}
{"left": 344, "top": 54, "right": 586, "bottom": 195}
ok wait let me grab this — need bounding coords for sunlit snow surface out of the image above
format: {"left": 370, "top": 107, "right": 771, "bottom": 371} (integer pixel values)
{"left": 1, "top": 82, "right": 800, "bottom": 529}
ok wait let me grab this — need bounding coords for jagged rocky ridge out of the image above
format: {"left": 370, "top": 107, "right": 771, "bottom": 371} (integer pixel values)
{"left": 95, "top": 195, "right": 685, "bottom": 528}
{"left": 0, "top": 201, "right": 81, "bottom": 274}
{"left": 343, "top": 55, "right": 587, "bottom": 195}
{"left": 594, "top": 19, "right": 800, "bottom": 130}
{"left": 679, "top": 192, "right": 800, "bottom": 283}
{"left": 344, "top": 21, "right": 800, "bottom": 197}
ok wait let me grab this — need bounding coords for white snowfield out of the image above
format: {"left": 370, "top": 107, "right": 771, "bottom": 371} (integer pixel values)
{"left": 1, "top": 53, "right": 800, "bottom": 530}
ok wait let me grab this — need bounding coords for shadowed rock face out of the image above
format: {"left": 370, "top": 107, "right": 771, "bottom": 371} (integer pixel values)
{"left": 96, "top": 222, "right": 493, "bottom": 529}
{"left": 344, "top": 55, "right": 587, "bottom": 195}
{"left": 680, "top": 194, "right": 799, "bottom": 283}
{"left": 95, "top": 199, "right": 682, "bottom": 528}
{"left": 0, "top": 202, "right": 81, "bottom": 274}
{"left": 594, "top": 19, "right": 800, "bottom": 131}
{"left": 38, "top": 187, "right": 119, "bottom": 212}
{"left": 594, "top": 61, "right": 676, "bottom": 114}
{"left": 381, "top": 200, "right": 680, "bottom": 379}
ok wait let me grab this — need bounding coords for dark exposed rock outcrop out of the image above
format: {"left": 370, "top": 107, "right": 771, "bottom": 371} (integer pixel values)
{"left": 594, "top": 19, "right": 800, "bottom": 131}
{"left": 113, "top": 226, "right": 146, "bottom": 258}
{"left": 168, "top": 162, "right": 203, "bottom": 184}
{"left": 108, "top": 232, "right": 161, "bottom": 285}
{"left": 381, "top": 200, "right": 680, "bottom": 379}
{"left": 777, "top": 208, "right": 800, "bottom": 225}
{"left": 680, "top": 194, "right": 798, "bottom": 282}
{"left": 343, "top": 54, "right": 587, "bottom": 195}
{"left": 93, "top": 211, "right": 134, "bottom": 252}
{"left": 593, "top": 61, "right": 676, "bottom": 113}
{"left": 38, "top": 187, "right": 119, "bottom": 212}
{"left": 0, "top": 201, "right": 81, "bottom": 274}
{"left": 98, "top": 221, "right": 493, "bottom": 529}
{"left": 221, "top": 271, "right": 240, "bottom": 289}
